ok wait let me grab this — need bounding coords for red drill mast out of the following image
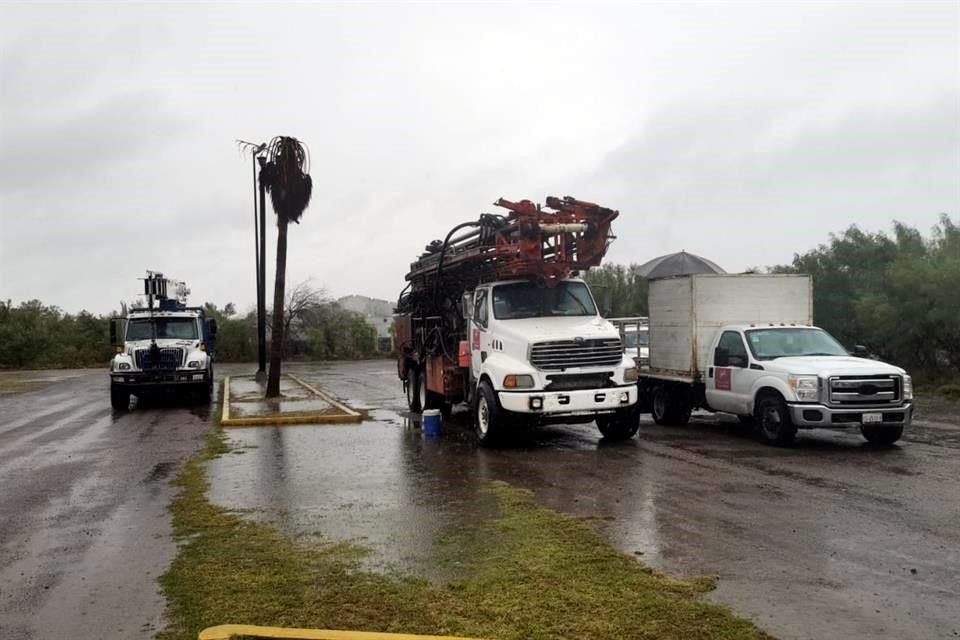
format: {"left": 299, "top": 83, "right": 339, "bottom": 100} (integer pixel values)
{"left": 403, "top": 195, "right": 619, "bottom": 294}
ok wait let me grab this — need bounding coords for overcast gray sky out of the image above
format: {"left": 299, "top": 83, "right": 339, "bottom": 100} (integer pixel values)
{"left": 1, "top": 1, "right": 957, "bottom": 315}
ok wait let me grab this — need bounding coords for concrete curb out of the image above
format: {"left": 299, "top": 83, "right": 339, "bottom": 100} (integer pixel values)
{"left": 221, "top": 374, "right": 364, "bottom": 427}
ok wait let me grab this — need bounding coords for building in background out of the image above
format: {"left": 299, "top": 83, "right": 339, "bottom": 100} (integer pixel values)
{"left": 337, "top": 295, "right": 394, "bottom": 353}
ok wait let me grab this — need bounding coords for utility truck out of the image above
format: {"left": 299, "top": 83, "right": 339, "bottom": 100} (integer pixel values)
{"left": 639, "top": 274, "right": 913, "bottom": 445}
{"left": 395, "top": 196, "right": 639, "bottom": 443}
{"left": 109, "top": 272, "right": 217, "bottom": 410}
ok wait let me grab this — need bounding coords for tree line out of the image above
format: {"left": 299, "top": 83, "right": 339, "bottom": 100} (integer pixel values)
{"left": 584, "top": 215, "right": 958, "bottom": 381}
{"left": 0, "top": 284, "right": 380, "bottom": 369}
{"left": 3, "top": 217, "right": 957, "bottom": 379}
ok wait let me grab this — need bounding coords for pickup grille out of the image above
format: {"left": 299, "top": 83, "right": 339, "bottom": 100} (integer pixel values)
{"left": 135, "top": 347, "right": 184, "bottom": 370}
{"left": 828, "top": 375, "right": 900, "bottom": 407}
{"left": 530, "top": 339, "right": 622, "bottom": 371}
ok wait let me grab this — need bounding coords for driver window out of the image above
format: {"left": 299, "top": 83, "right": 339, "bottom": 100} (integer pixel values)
{"left": 716, "top": 331, "right": 747, "bottom": 366}
{"left": 474, "top": 289, "right": 488, "bottom": 329}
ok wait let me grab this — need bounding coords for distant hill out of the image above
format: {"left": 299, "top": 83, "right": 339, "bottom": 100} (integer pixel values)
{"left": 336, "top": 295, "right": 393, "bottom": 338}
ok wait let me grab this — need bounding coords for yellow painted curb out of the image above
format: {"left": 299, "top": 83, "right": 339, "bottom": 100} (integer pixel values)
{"left": 198, "top": 624, "right": 486, "bottom": 640}
{"left": 287, "top": 373, "right": 363, "bottom": 419}
{"left": 221, "top": 374, "right": 364, "bottom": 427}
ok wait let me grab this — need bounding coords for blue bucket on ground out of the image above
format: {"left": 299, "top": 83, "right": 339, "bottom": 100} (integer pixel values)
{"left": 422, "top": 409, "right": 442, "bottom": 437}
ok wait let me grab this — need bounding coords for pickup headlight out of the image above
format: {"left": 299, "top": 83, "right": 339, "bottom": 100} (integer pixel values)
{"left": 624, "top": 366, "right": 639, "bottom": 383}
{"left": 788, "top": 375, "right": 820, "bottom": 402}
{"left": 116, "top": 362, "right": 131, "bottom": 371}
{"left": 902, "top": 375, "right": 913, "bottom": 400}
{"left": 187, "top": 360, "right": 204, "bottom": 369}
{"left": 503, "top": 374, "right": 535, "bottom": 389}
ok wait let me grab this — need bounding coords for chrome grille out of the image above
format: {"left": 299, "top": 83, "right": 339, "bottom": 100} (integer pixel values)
{"left": 828, "top": 375, "right": 900, "bottom": 407}
{"left": 530, "top": 338, "right": 622, "bottom": 370}
{"left": 135, "top": 347, "right": 184, "bottom": 370}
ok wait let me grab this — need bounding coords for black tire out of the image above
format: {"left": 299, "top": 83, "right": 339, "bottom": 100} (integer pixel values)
{"left": 406, "top": 366, "right": 422, "bottom": 413}
{"left": 596, "top": 407, "right": 640, "bottom": 440}
{"left": 755, "top": 395, "right": 797, "bottom": 445}
{"left": 651, "top": 385, "right": 691, "bottom": 426}
{"left": 474, "top": 381, "right": 506, "bottom": 445}
{"left": 111, "top": 387, "right": 130, "bottom": 411}
{"left": 861, "top": 425, "right": 904, "bottom": 445}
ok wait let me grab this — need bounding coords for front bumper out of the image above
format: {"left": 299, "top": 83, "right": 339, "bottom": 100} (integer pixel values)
{"left": 786, "top": 402, "right": 913, "bottom": 428}
{"left": 498, "top": 385, "right": 637, "bottom": 415}
{"left": 111, "top": 371, "right": 209, "bottom": 387}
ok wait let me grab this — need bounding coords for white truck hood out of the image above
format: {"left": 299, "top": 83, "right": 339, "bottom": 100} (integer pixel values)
{"left": 764, "top": 356, "right": 905, "bottom": 377}
{"left": 495, "top": 316, "right": 619, "bottom": 343}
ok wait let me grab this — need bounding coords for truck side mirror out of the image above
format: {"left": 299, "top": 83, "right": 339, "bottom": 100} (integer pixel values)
{"left": 110, "top": 318, "right": 119, "bottom": 346}
{"left": 601, "top": 305, "right": 612, "bottom": 318}
{"left": 206, "top": 319, "right": 218, "bottom": 337}
{"left": 728, "top": 354, "right": 747, "bottom": 368}
{"left": 852, "top": 344, "right": 868, "bottom": 357}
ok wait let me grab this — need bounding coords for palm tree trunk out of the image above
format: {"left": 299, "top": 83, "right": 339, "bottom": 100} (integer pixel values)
{"left": 266, "top": 217, "right": 288, "bottom": 397}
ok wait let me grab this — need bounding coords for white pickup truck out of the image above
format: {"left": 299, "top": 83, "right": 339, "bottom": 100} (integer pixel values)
{"left": 638, "top": 274, "right": 913, "bottom": 445}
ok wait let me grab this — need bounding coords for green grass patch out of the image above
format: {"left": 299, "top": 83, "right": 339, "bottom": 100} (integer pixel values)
{"left": 158, "top": 413, "right": 769, "bottom": 640}
{"left": 0, "top": 375, "right": 49, "bottom": 395}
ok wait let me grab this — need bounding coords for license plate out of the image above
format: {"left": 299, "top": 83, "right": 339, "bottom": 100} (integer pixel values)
{"left": 862, "top": 412, "right": 882, "bottom": 424}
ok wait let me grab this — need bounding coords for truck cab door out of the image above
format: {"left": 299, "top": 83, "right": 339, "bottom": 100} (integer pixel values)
{"left": 707, "top": 330, "right": 751, "bottom": 414}
{"left": 470, "top": 288, "right": 491, "bottom": 382}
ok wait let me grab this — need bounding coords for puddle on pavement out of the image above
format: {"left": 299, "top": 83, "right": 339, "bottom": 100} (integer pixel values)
{"left": 208, "top": 362, "right": 671, "bottom": 583}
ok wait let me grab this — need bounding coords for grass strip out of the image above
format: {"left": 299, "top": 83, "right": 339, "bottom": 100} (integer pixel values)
{"left": 159, "top": 416, "right": 770, "bottom": 640}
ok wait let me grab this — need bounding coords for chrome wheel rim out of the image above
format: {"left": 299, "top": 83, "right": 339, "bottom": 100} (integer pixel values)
{"left": 477, "top": 395, "right": 490, "bottom": 437}
{"left": 653, "top": 392, "right": 666, "bottom": 419}
{"left": 762, "top": 405, "right": 781, "bottom": 437}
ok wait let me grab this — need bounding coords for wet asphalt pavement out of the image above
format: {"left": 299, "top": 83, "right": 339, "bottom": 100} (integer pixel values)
{"left": 1, "top": 362, "right": 958, "bottom": 640}
{"left": 211, "top": 361, "right": 960, "bottom": 640}
{"left": 0, "top": 370, "right": 210, "bottom": 640}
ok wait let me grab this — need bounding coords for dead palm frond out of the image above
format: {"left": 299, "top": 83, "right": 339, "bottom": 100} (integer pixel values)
{"left": 259, "top": 136, "right": 312, "bottom": 224}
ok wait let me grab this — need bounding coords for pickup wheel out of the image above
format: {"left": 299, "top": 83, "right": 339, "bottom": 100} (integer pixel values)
{"left": 861, "top": 425, "right": 904, "bottom": 446}
{"left": 474, "top": 381, "right": 505, "bottom": 445}
{"left": 755, "top": 395, "right": 797, "bottom": 445}
{"left": 111, "top": 387, "right": 130, "bottom": 411}
{"left": 406, "top": 366, "right": 422, "bottom": 413}
{"left": 596, "top": 407, "right": 639, "bottom": 440}
{"left": 651, "top": 385, "right": 691, "bottom": 426}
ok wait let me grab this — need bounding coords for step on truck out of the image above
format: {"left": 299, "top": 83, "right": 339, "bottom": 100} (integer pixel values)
{"left": 109, "top": 272, "right": 218, "bottom": 410}
{"left": 395, "top": 196, "right": 639, "bottom": 444}
{"left": 638, "top": 274, "right": 913, "bottom": 445}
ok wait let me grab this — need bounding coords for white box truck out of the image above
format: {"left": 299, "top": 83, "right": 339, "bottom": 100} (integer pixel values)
{"left": 638, "top": 274, "right": 913, "bottom": 445}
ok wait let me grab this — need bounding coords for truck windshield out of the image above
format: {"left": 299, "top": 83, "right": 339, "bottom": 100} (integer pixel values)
{"left": 126, "top": 318, "right": 198, "bottom": 340}
{"left": 745, "top": 328, "right": 848, "bottom": 360}
{"left": 492, "top": 281, "right": 597, "bottom": 319}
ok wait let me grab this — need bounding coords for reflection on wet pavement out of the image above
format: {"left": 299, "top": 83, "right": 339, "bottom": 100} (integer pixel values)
{"left": 211, "top": 361, "right": 960, "bottom": 640}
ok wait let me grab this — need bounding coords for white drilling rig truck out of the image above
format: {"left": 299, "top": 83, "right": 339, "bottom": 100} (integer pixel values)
{"left": 108, "top": 272, "right": 218, "bottom": 410}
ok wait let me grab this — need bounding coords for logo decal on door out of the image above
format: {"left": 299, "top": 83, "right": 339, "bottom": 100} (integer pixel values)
{"left": 716, "top": 367, "right": 732, "bottom": 391}
{"left": 472, "top": 328, "right": 480, "bottom": 350}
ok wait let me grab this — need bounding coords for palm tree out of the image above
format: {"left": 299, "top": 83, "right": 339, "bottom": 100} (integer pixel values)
{"left": 258, "top": 136, "right": 312, "bottom": 397}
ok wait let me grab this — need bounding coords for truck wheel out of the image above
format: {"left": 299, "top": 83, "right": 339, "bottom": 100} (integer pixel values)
{"left": 474, "top": 381, "right": 505, "bottom": 445}
{"left": 406, "top": 367, "right": 422, "bottom": 413}
{"left": 111, "top": 387, "right": 130, "bottom": 411}
{"left": 755, "top": 395, "right": 797, "bottom": 445}
{"left": 651, "top": 385, "right": 691, "bottom": 426}
{"left": 861, "top": 425, "right": 904, "bottom": 446}
{"left": 596, "top": 408, "right": 639, "bottom": 440}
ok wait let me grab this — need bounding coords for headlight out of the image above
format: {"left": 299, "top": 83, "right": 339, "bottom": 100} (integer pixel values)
{"left": 788, "top": 375, "right": 819, "bottom": 402}
{"left": 116, "top": 362, "right": 131, "bottom": 371}
{"left": 624, "top": 367, "right": 639, "bottom": 383}
{"left": 187, "top": 360, "right": 203, "bottom": 369}
{"left": 902, "top": 375, "right": 913, "bottom": 400}
{"left": 503, "top": 374, "right": 535, "bottom": 389}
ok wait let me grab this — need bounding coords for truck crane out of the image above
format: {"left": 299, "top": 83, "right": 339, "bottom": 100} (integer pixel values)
{"left": 395, "top": 196, "right": 639, "bottom": 443}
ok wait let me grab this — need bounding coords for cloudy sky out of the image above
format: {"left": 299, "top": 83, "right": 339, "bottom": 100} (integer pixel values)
{"left": 1, "top": 1, "right": 957, "bottom": 315}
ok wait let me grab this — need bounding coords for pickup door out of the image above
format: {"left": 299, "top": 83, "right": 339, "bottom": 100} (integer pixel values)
{"left": 706, "top": 330, "right": 763, "bottom": 415}
{"left": 470, "top": 288, "right": 491, "bottom": 382}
